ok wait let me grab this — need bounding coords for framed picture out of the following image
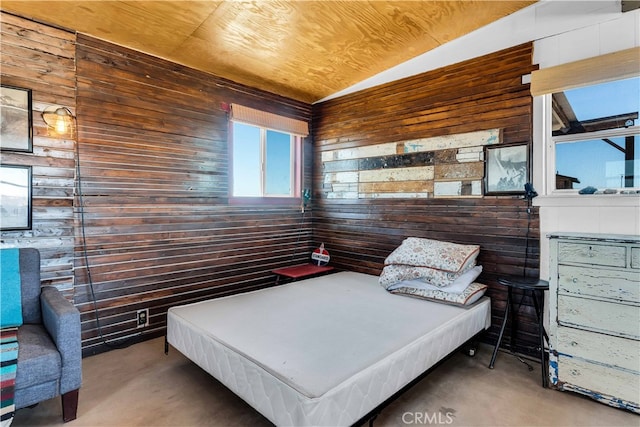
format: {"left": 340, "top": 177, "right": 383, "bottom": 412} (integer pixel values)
{"left": 484, "top": 144, "right": 528, "bottom": 195}
{"left": 0, "top": 165, "right": 32, "bottom": 230}
{"left": 1, "top": 85, "right": 33, "bottom": 152}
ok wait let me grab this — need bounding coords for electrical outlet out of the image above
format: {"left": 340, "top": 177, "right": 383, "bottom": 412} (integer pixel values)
{"left": 136, "top": 309, "right": 149, "bottom": 328}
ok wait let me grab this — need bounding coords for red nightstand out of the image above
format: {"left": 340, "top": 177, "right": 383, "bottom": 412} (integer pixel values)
{"left": 272, "top": 264, "right": 334, "bottom": 285}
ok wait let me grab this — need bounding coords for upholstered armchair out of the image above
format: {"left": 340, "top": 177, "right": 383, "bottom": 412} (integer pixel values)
{"left": 7, "top": 248, "right": 82, "bottom": 422}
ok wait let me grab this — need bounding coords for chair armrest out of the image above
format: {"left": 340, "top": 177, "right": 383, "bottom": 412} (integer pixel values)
{"left": 41, "top": 286, "right": 82, "bottom": 393}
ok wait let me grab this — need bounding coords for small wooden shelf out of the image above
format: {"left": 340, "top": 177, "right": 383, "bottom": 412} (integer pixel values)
{"left": 272, "top": 264, "right": 334, "bottom": 284}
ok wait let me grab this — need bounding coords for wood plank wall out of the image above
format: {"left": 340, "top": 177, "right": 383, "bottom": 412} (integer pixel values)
{"left": 2, "top": 10, "right": 539, "bottom": 357}
{"left": 1, "top": 11, "right": 313, "bottom": 355}
{"left": 74, "top": 35, "right": 313, "bottom": 354}
{"left": 312, "top": 43, "right": 542, "bottom": 354}
{"left": 0, "top": 12, "right": 76, "bottom": 296}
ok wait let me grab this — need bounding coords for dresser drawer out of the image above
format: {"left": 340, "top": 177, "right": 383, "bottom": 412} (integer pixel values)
{"left": 557, "top": 295, "right": 640, "bottom": 339}
{"left": 557, "top": 356, "right": 639, "bottom": 405}
{"left": 556, "top": 326, "right": 640, "bottom": 372}
{"left": 558, "top": 265, "right": 640, "bottom": 304}
{"left": 558, "top": 242, "right": 626, "bottom": 268}
{"left": 632, "top": 247, "right": 640, "bottom": 269}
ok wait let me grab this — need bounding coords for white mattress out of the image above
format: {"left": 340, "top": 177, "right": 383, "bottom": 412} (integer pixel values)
{"left": 167, "top": 271, "right": 491, "bottom": 426}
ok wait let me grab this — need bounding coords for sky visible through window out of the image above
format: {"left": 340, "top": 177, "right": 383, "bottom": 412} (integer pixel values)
{"left": 233, "top": 123, "right": 260, "bottom": 196}
{"left": 232, "top": 123, "right": 293, "bottom": 196}
{"left": 265, "top": 130, "right": 292, "bottom": 195}
{"left": 555, "top": 77, "right": 639, "bottom": 189}
{"left": 565, "top": 78, "right": 639, "bottom": 122}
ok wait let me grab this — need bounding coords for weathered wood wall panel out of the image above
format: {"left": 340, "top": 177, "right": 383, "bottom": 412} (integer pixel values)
{"left": 74, "top": 35, "right": 313, "bottom": 354}
{"left": 0, "top": 12, "right": 77, "bottom": 295}
{"left": 321, "top": 129, "right": 501, "bottom": 199}
{"left": 312, "top": 43, "right": 541, "bottom": 354}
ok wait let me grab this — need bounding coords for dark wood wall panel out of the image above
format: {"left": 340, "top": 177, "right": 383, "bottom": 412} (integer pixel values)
{"left": 75, "top": 34, "right": 313, "bottom": 354}
{"left": 312, "top": 43, "right": 541, "bottom": 354}
{"left": 3, "top": 11, "right": 539, "bottom": 358}
{"left": 0, "top": 12, "right": 77, "bottom": 294}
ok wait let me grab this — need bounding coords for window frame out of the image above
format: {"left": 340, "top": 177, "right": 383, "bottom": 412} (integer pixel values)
{"left": 541, "top": 88, "right": 639, "bottom": 196}
{"left": 228, "top": 119, "right": 303, "bottom": 205}
{"left": 531, "top": 48, "right": 640, "bottom": 199}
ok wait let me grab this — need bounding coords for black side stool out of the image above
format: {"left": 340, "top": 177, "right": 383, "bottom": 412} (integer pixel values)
{"left": 488, "top": 276, "right": 549, "bottom": 387}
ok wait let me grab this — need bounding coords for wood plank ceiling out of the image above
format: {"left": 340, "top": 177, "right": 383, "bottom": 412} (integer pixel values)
{"left": 1, "top": 1, "right": 535, "bottom": 103}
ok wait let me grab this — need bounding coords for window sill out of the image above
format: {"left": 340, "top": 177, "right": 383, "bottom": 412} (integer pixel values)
{"left": 533, "top": 193, "right": 640, "bottom": 208}
{"left": 229, "top": 196, "right": 302, "bottom": 207}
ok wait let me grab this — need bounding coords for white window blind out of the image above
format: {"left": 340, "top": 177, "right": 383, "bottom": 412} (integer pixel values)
{"left": 230, "top": 104, "right": 309, "bottom": 137}
{"left": 530, "top": 47, "right": 640, "bottom": 96}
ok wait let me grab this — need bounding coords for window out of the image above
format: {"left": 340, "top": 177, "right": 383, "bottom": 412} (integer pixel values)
{"left": 229, "top": 104, "right": 308, "bottom": 200}
{"left": 232, "top": 122, "right": 299, "bottom": 197}
{"left": 548, "top": 77, "right": 639, "bottom": 192}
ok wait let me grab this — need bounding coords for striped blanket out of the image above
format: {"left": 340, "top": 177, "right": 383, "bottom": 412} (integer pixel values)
{"left": 1, "top": 329, "right": 18, "bottom": 426}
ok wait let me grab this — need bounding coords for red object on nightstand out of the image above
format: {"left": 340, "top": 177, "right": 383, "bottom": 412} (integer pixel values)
{"left": 272, "top": 264, "right": 334, "bottom": 284}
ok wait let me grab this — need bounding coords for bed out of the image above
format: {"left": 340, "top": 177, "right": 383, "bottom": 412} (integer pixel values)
{"left": 166, "top": 271, "right": 490, "bottom": 426}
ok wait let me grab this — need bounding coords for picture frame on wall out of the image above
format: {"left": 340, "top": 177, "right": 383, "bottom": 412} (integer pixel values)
{"left": 1, "top": 85, "right": 33, "bottom": 153}
{"left": 484, "top": 143, "right": 528, "bottom": 195}
{"left": 0, "top": 164, "right": 32, "bottom": 230}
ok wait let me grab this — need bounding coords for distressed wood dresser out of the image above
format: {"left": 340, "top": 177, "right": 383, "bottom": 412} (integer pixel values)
{"left": 548, "top": 232, "right": 639, "bottom": 413}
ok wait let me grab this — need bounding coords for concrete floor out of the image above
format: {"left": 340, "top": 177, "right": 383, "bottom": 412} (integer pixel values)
{"left": 13, "top": 337, "right": 638, "bottom": 426}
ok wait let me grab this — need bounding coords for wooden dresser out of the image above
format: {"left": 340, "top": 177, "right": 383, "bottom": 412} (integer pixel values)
{"left": 548, "top": 232, "right": 639, "bottom": 413}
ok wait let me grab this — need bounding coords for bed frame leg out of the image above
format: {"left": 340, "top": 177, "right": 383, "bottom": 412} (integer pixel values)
{"left": 466, "top": 339, "right": 479, "bottom": 357}
{"left": 164, "top": 335, "right": 169, "bottom": 355}
{"left": 463, "top": 333, "right": 482, "bottom": 357}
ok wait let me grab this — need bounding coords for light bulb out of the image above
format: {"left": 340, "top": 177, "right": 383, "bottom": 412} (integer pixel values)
{"left": 54, "top": 108, "right": 69, "bottom": 134}
{"left": 55, "top": 116, "right": 67, "bottom": 133}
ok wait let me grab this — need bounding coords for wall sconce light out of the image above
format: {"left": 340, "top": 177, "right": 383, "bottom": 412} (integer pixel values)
{"left": 42, "top": 106, "right": 75, "bottom": 135}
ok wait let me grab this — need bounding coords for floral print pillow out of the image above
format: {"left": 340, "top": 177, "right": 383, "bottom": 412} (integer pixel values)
{"left": 384, "top": 237, "right": 479, "bottom": 273}
{"left": 390, "top": 282, "right": 488, "bottom": 306}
